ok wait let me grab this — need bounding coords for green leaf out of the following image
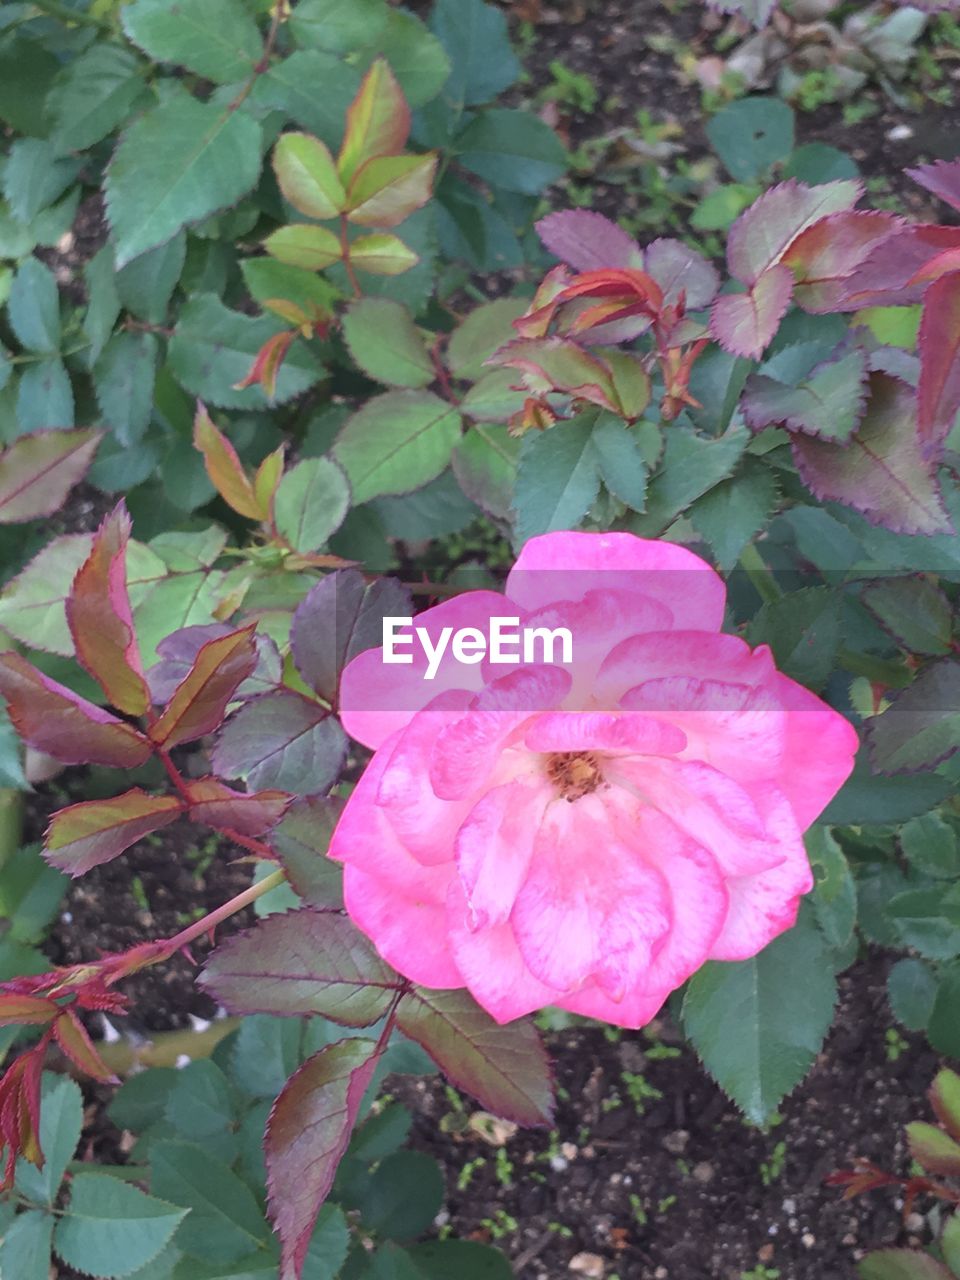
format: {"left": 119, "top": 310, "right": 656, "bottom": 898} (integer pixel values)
{"left": 456, "top": 110, "right": 566, "bottom": 196}
{"left": 17, "top": 358, "right": 74, "bottom": 431}
{"left": 270, "top": 796, "right": 345, "bottom": 909}
{"left": 165, "top": 1061, "right": 237, "bottom": 1142}
{"left": 105, "top": 94, "right": 263, "bottom": 267}
{"left": 682, "top": 915, "right": 837, "bottom": 1125}
{"left": 867, "top": 661, "right": 960, "bottom": 775}
{"left": 707, "top": 97, "right": 795, "bottom": 182}
{"left": 429, "top": 0, "right": 520, "bottom": 107}
{"left": 589, "top": 414, "right": 652, "bottom": 514}
{"left": 242, "top": 258, "right": 338, "bottom": 317}
{"left": 274, "top": 132, "right": 346, "bottom": 221}
{"left": 689, "top": 462, "right": 779, "bottom": 570}
{"left": 274, "top": 457, "right": 351, "bottom": 552}
{"left": 900, "top": 812, "right": 960, "bottom": 879}
{"left": 359, "top": 11, "right": 451, "bottom": 110}
{"left": 251, "top": 50, "right": 361, "bottom": 151}
{"left": 821, "top": 751, "right": 951, "bottom": 825}
{"left": 342, "top": 298, "right": 433, "bottom": 389}
{"left": 628, "top": 424, "right": 748, "bottom": 537}
{"left": 0, "top": 1209, "right": 53, "bottom": 1280}
{"left": 108, "top": 1068, "right": 180, "bottom": 1133}
{"left": 408, "top": 1240, "right": 513, "bottom": 1280}
{"left": 887, "top": 887, "right": 960, "bottom": 960}
{"left": 861, "top": 576, "right": 953, "bottom": 657}
{"left": 783, "top": 142, "right": 859, "bottom": 185}
{"left": 858, "top": 1251, "right": 954, "bottom": 1280}
{"left": 0, "top": 845, "right": 67, "bottom": 943}
{"left": 229, "top": 1016, "right": 303, "bottom": 1100}
{"left": 359, "top": 1152, "right": 443, "bottom": 1242}
{"left": 746, "top": 586, "right": 841, "bottom": 691}
{"left": 46, "top": 44, "right": 147, "bottom": 154}
{"left": 445, "top": 298, "right": 527, "bottom": 381}
{"left": 0, "top": 707, "right": 28, "bottom": 788}
{"left": 513, "top": 418, "right": 598, "bottom": 542}
{"left": 303, "top": 1204, "right": 350, "bottom": 1280}
{"left": 264, "top": 224, "right": 342, "bottom": 271}
{"left": 8, "top": 257, "right": 60, "bottom": 352}
{"left": 333, "top": 390, "right": 460, "bottom": 504}
{"left": 459, "top": 370, "right": 526, "bottom": 424}
{"left": 169, "top": 294, "right": 324, "bottom": 409}
{"left": 929, "top": 965, "right": 960, "bottom": 1058}
{"left": 122, "top": 0, "right": 262, "bottom": 83}
{"left": 15, "top": 1074, "right": 83, "bottom": 1205}
{"left": 944, "top": 1215, "right": 960, "bottom": 1277}
{"left": 349, "top": 1103, "right": 412, "bottom": 1164}
{"left": 54, "top": 1173, "right": 188, "bottom": 1280}
{"left": 887, "top": 957, "right": 938, "bottom": 1032}
{"left": 805, "top": 826, "right": 856, "bottom": 949}
{"left": 1, "top": 140, "right": 80, "bottom": 224}
{"left": 0, "top": 38, "right": 60, "bottom": 137}
{"left": 289, "top": 0, "right": 389, "bottom": 54}
{"left": 84, "top": 247, "right": 122, "bottom": 363}
{"left": 94, "top": 332, "right": 158, "bottom": 447}
{"left": 116, "top": 234, "right": 186, "bottom": 325}
{"left": 150, "top": 1141, "right": 270, "bottom": 1264}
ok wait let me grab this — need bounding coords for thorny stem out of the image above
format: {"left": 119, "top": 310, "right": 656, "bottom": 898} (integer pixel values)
{"left": 162, "top": 867, "right": 287, "bottom": 960}
{"left": 227, "top": 2, "right": 283, "bottom": 114}
{"left": 157, "top": 747, "right": 279, "bottom": 862}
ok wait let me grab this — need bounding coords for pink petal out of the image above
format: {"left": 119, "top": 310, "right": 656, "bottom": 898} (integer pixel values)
{"left": 523, "top": 710, "right": 686, "bottom": 757}
{"left": 455, "top": 779, "right": 551, "bottom": 929}
{"left": 772, "top": 673, "right": 858, "bottom": 828}
{"left": 596, "top": 630, "right": 776, "bottom": 708}
{"left": 506, "top": 532, "right": 726, "bottom": 632}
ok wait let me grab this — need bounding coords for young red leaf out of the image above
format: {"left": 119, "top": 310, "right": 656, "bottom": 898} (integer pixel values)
{"left": 917, "top": 272, "right": 960, "bottom": 457}
{"left": 149, "top": 626, "right": 258, "bottom": 749}
{"left": 396, "top": 987, "right": 555, "bottom": 1127}
{"left": 266, "top": 1038, "right": 380, "bottom": 1280}
{"left": 44, "top": 789, "right": 182, "bottom": 876}
{"left": 65, "top": 503, "right": 150, "bottom": 718}
{"left": 725, "top": 178, "right": 862, "bottom": 286}
{"left": 234, "top": 330, "right": 297, "bottom": 401}
{"left": 0, "top": 652, "right": 152, "bottom": 768}
{"left": 199, "top": 907, "right": 400, "bottom": 1025}
{"left": 742, "top": 348, "right": 869, "bottom": 442}
{"left": 786, "top": 210, "right": 904, "bottom": 313}
{"left": 345, "top": 153, "right": 438, "bottom": 230}
{"left": 185, "top": 778, "right": 290, "bottom": 837}
{"left": 0, "top": 1041, "right": 44, "bottom": 1188}
{"left": 0, "top": 428, "right": 102, "bottom": 523}
{"left": 337, "top": 58, "right": 410, "bottom": 185}
{"left": 263, "top": 224, "right": 343, "bottom": 271}
{"left": 0, "top": 994, "right": 57, "bottom": 1027}
{"left": 709, "top": 265, "right": 793, "bottom": 360}
{"left": 488, "top": 336, "right": 620, "bottom": 413}
{"left": 645, "top": 237, "right": 720, "bottom": 309}
{"left": 906, "top": 1121, "right": 960, "bottom": 1177}
{"left": 273, "top": 132, "right": 346, "bottom": 221}
{"left": 835, "top": 224, "right": 960, "bottom": 310}
{"left": 193, "top": 402, "right": 263, "bottom": 521}
{"left": 908, "top": 158, "right": 960, "bottom": 214}
{"left": 792, "top": 373, "right": 951, "bottom": 537}
{"left": 53, "top": 1009, "right": 119, "bottom": 1084}
{"left": 931, "top": 1069, "right": 960, "bottom": 1142}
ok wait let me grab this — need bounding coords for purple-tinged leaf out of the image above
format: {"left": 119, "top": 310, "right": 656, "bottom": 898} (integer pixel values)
{"left": 917, "top": 272, "right": 960, "bottom": 457}
{"left": 149, "top": 627, "right": 258, "bottom": 749}
{"left": 535, "top": 210, "right": 642, "bottom": 272}
{"left": 269, "top": 796, "right": 345, "bottom": 909}
{"left": 66, "top": 503, "right": 150, "bottom": 718}
{"left": 487, "top": 336, "right": 619, "bottom": 411}
{"left": 266, "top": 1038, "right": 380, "bottom": 1280}
{"left": 836, "top": 224, "right": 960, "bottom": 310}
{"left": 185, "top": 778, "right": 290, "bottom": 837}
{"left": 645, "top": 238, "right": 719, "bottom": 309}
{"left": 866, "top": 659, "right": 960, "bottom": 775}
{"left": 742, "top": 347, "right": 869, "bottom": 442}
{"left": 786, "top": 211, "right": 903, "bottom": 313}
{"left": 930, "top": 1068, "right": 960, "bottom": 1142}
{"left": 710, "top": 265, "right": 793, "bottom": 360}
{"left": 290, "top": 570, "right": 412, "bottom": 705}
{"left": 200, "top": 907, "right": 400, "bottom": 1024}
{"left": 861, "top": 576, "right": 953, "bottom": 657}
{"left": 906, "top": 1121, "right": 960, "bottom": 1177}
{"left": 44, "top": 788, "right": 182, "bottom": 876}
{"left": 725, "top": 179, "right": 861, "bottom": 286}
{"left": 791, "top": 373, "right": 951, "bottom": 536}
{"left": 397, "top": 987, "right": 554, "bottom": 1127}
{"left": 0, "top": 652, "right": 152, "bottom": 767}
{"left": 0, "top": 428, "right": 102, "bottom": 524}
{"left": 908, "top": 159, "right": 960, "bottom": 214}
{"left": 146, "top": 625, "right": 281, "bottom": 704}
{"left": 213, "top": 690, "right": 348, "bottom": 795}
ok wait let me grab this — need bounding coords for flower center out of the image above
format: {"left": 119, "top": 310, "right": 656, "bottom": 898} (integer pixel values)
{"left": 547, "top": 751, "right": 603, "bottom": 802}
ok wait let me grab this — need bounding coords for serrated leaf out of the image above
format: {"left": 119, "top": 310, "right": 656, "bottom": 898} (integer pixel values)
{"left": 150, "top": 627, "right": 258, "bottom": 749}
{"left": 213, "top": 690, "right": 347, "bottom": 794}
{"left": 8, "top": 256, "right": 60, "bottom": 352}
{"left": 251, "top": 50, "right": 361, "bottom": 150}
{"left": 2, "top": 140, "right": 81, "bottom": 224}
{"left": 0, "top": 1209, "right": 53, "bottom": 1280}
{"left": 931, "top": 1068, "right": 960, "bottom": 1142}
{"left": 456, "top": 110, "right": 566, "bottom": 196}
{"left": 346, "top": 153, "right": 438, "bottom": 230}
{"left": 397, "top": 987, "right": 554, "bottom": 1126}
{"left": 289, "top": 0, "right": 389, "bottom": 54}
{"left": 94, "top": 331, "right": 158, "bottom": 447}
{"left": 359, "top": 10, "right": 451, "bottom": 110}
{"left": 929, "top": 965, "right": 960, "bottom": 1059}
{"left": 690, "top": 463, "right": 779, "bottom": 569}
{"left": 628, "top": 423, "right": 748, "bottom": 537}
{"left": 906, "top": 1121, "right": 960, "bottom": 1177}
{"left": 54, "top": 1173, "right": 188, "bottom": 1280}
{"left": 165, "top": 1061, "right": 237, "bottom": 1143}
{"left": 16, "top": 356, "right": 75, "bottom": 431}
{"left": 446, "top": 298, "right": 527, "bottom": 381}
{"left": 452, "top": 424, "right": 519, "bottom": 522}
{"left": 185, "top": 779, "right": 289, "bottom": 839}
{"left": 742, "top": 347, "right": 869, "bottom": 443}
{"left": 44, "top": 789, "right": 182, "bottom": 876}
{"left": 886, "top": 887, "right": 960, "bottom": 960}
{"left": 270, "top": 796, "right": 345, "bottom": 909}
{"left": 274, "top": 133, "right": 346, "bottom": 221}
{"left": 47, "top": 43, "right": 146, "bottom": 153}
{"left": 349, "top": 233, "right": 419, "bottom": 276}
{"left": 706, "top": 97, "right": 794, "bottom": 182}
{"left": 683, "top": 915, "right": 837, "bottom": 1125}
{"left": 274, "top": 458, "right": 351, "bottom": 553}
{"left": 84, "top": 246, "right": 122, "bottom": 363}
{"left": 917, "top": 272, "right": 960, "bottom": 455}
{"left": 710, "top": 266, "right": 793, "bottom": 360}
{"left": 805, "top": 825, "right": 856, "bottom": 949}
{"left": 116, "top": 234, "right": 186, "bottom": 326}
{"left": 150, "top": 1141, "right": 270, "bottom": 1265}
{"left": 868, "top": 660, "right": 960, "bottom": 774}
{"left": 200, "top": 908, "right": 401, "bottom": 1025}
{"left": 122, "top": 0, "right": 262, "bottom": 83}
{"left": 193, "top": 403, "right": 263, "bottom": 520}
{"left": 408, "top": 1239, "right": 513, "bottom": 1280}
{"left": 333, "top": 390, "right": 460, "bottom": 504}
{"left": 0, "top": 428, "right": 101, "bottom": 523}
{"left": 338, "top": 58, "right": 410, "bottom": 186}
{"left": 512, "top": 417, "right": 598, "bottom": 542}
{"left": 266, "top": 1039, "right": 380, "bottom": 1280}
{"left": 887, "top": 957, "right": 937, "bottom": 1032}
{"left": 106, "top": 95, "right": 262, "bottom": 267}
{"left": 342, "top": 298, "right": 433, "bottom": 389}
{"left": 15, "top": 1074, "right": 83, "bottom": 1205}
{"left": 747, "top": 586, "right": 841, "bottom": 690}
{"left": 589, "top": 414, "right": 651, "bottom": 513}
{"left": 862, "top": 577, "right": 953, "bottom": 657}
{"left": 429, "top": 0, "right": 520, "bottom": 108}
{"left": 0, "top": 846, "right": 67, "bottom": 944}
{"left": 724, "top": 178, "right": 861, "bottom": 284}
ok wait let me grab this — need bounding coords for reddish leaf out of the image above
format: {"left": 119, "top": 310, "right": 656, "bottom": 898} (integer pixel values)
{"left": 266, "top": 1039, "right": 380, "bottom": 1280}
{"left": 0, "top": 428, "right": 102, "bottom": 524}
{"left": 53, "top": 1010, "right": 119, "bottom": 1084}
{"left": 0, "top": 652, "right": 152, "bottom": 768}
{"left": 212, "top": 689, "right": 347, "bottom": 795}
{"left": 44, "top": 789, "right": 182, "bottom": 876}
{"left": 837, "top": 224, "right": 960, "bottom": 310}
{"left": 710, "top": 265, "right": 793, "bottom": 359}
{"left": 792, "top": 374, "right": 951, "bottom": 537}
{"left": 346, "top": 153, "right": 438, "bottom": 229}
{"left": 535, "top": 210, "right": 642, "bottom": 271}
{"left": 725, "top": 179, "right": 862, "bottom": 286}
{"left": 742, "top": 347, "right": 869, "bottom": 442}
{"left": 270, "top": 796, "right": 345, "bottom": 909}
{"left": 0, "top": 994, "right": 57, "bottom": 1027}
{"left": 645, "top": 237, "right": 720, "bottom": 308}
{"left": 193, "top": 403, "right": 263, "bottom": 521}
{"left": 917, "top": 272, "right": 960, "bottom": 457}
{"left": 0, "top": 1041, "right": 44, "bottom": 1188}
{"left": 931, "top": 1068, "right": 960, "bottom": 1143}
{"left": 234, "top": 330, "right": 297, "bottom": 401}
{"left": 785, "top": 211, "right": 903, "bottom": 313}
{"left": 337, "top": 58, "right": 410, "bottom": 185}
{"left": 906, "top": 1121, "right": 960, "bottom": 1177}
{"left": 185, "top": 778, "right": 290, "bottom": 837}
{"left": 908, "top": 158, "right": 960, "bottom": 213}
{"left": 149, "top": 626, "right": 258, "bottom": 749}
{"left": 488, "top": 336, "right": 620, "bottom": 412}
{"left": 199, "top": 908, "right": 399, "bottom": 1024}
{"left": 397, "top": 987, "right": 555, "bottom": 1127}
{"left": 147, "top": 625, "right": 280, "bottom": 705}
{"left": 65, "top": 504, "right": 150, "bottom": 718}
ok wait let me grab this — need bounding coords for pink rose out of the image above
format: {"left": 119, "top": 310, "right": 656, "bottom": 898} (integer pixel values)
{"left": 329, "top": 532, "right": 857, "bottom": 1028}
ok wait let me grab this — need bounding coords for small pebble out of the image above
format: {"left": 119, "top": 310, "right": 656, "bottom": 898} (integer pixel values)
{"left": 60, "top": 911, "right": 73, "bottom": 925}
{"left": 905, "top": 1213, "right": 924, "bottom": 1233}
{"left": 654, "top": 1268, "right": 669, "bottom": 1279}
{"left": 802, "top": 1233, "right": 816, "bottom": 1249}
{"left": 569, "top": 1252, "right": 604, "bottom": 1278}
{"left": 886, "top": 124, "right": 914, "bottom": 142}
{"left": 842, "top": 1234, "right": 857, "bottom": 1246}
{"left": 561, "top": 1142, "right": 578, "bottom": 1160}
{"left": 781, "top": 1198, "right": 796, "bottom": 1214}
{"left": 758, "top": 1244, "right": 775, "bottom": 1263}
{"left": 550, "top": 1156, "right": 569, "bottom": 1172}
{"left": 692, "top": 1162, "right": 714, "bottom": 1184}
{"left": 174, "top": 1053, "right": 192, "bottom": 1069}
{"left": 663, "top": 1129, "right": 689, "bottom": 1154}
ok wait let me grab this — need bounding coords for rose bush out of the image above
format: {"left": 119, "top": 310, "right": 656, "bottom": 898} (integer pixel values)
{"left": 331, "top": 530, "right": 859, "bottom": 1028}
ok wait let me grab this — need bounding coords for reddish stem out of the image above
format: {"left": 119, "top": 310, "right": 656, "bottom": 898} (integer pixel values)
{"left": 340, "top": 216, "right": 363, "bottom": 298}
